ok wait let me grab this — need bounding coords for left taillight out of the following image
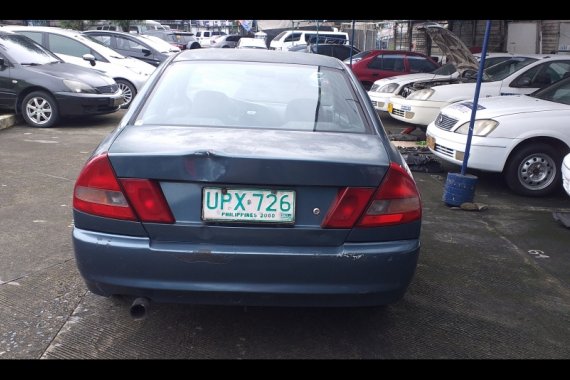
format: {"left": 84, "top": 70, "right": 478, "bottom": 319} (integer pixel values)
{"left": 321, "top": 162, "right": 421, "bottom": 229}
{"left": 73, "top": 153, "right": 174, "bottom": 223}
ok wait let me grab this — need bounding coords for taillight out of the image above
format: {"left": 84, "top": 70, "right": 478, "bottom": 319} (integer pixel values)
{"left": 357, "top": 163, "right": 421, "bottom": 227}
{"left": 321, "top": 162, "right": 421, "bottom": 229}
{"left": 120, "top": 179, "right": 174, "bottom": 223}
{"left": 321, "top": 188, "right": 375, "bottom": 228}
{"left": 73, "top": 153, "right": 174, "bottom": 223}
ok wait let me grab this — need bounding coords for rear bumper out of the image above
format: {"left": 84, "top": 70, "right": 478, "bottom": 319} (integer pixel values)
{"left": 73, "top": 228, "right": 420, "bottom": 307}
{"left": 54, "top": 92, "right": 123, "bottom": 117}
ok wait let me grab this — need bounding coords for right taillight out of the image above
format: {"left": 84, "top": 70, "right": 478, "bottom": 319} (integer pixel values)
{"left": 73, "top": 152, "right": 174, "bottom": 223}
{"left": 357, "top": 162, "right": 422, "bottom": 227}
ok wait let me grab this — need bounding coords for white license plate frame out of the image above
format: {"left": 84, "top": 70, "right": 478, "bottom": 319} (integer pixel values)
{"left": 202, "top": 187, "right": 296, "bottom": 224}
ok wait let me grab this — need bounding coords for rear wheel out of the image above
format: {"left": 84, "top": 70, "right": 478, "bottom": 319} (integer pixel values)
{"left": 505, "top": 143, "right": 562, "bottom": 196}
{"left": 116, "top": 79, "right": 137, "bottom": 109}
{"left": 190, "top": 42, "right": 201, "bottom": 49}
{"left": 21, "top": 91, "right": 59, "bottom": 128}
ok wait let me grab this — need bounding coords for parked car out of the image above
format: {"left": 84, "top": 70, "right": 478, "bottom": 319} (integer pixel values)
{"left": 195, "top": 30, "right": 226, "bottom": 46}
{"left": 210, "top": 34, "right": 242, "bottom": 48}
{"left": 344, "top": 50, "right": 440, "bottom": 90}
{"left": 4, "top": 26, "right": 155, "bottom": 108}
{"left": 426, "top": 75, "right": 570, "bottom": 196}
{"left": 169, "top": 31, "right": 201, "bottom": 50}
{"left": 0, "top": 31, "right": 122, "bottom": 128}
{"left": 72, "top": 49, "right": 422, "bottom": 312}
{"left": 563, "top": 153, "right": 570, "bottom": 196}
{"left": 367, "top": 24, "right": 516, "bottom": 113}
{"left": 84, "top": 30, "right": 179, "bottom": 67}
{"left": 236, "top": 37, "right": 267, "bottom": 49}
{"left": 270, "top": 30, "right": 349, "bottom": 51}
{"left": 389, "top": 54, "right": 570, "bottom": 126}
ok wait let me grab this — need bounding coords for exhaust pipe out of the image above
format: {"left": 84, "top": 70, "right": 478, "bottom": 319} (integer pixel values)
{"left": 130, "top": 297, "right": 150, "bottom": 320}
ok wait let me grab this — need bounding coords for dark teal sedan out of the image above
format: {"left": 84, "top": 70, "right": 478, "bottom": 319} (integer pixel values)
{"left": 72, "top": 49, "right": 422, "bottom": 318}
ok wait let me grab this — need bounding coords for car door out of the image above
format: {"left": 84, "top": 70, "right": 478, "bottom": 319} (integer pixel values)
{"left": 0, "top": 53, "right": 16, "bottom": 109}
{"left": 114, "top": 35, "right": 156, "bottom": 65}
{"left": 46, "top": 33, "right": 107, "bottom": 70}
{"left": 504, "top": 60, "right": 570, "bottom": 95}
{"left": 365, "top": 53, "right": 406, "bottom": 82}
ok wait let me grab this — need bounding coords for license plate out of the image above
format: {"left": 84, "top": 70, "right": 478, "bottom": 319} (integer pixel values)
{"left": 426, "top": 135, "right": 435, "bottom": 150}
{"left": 371, "top": 100, "right": 378, "bottom": 107}
{"left": 202, "top": 187, "right": 295, "bottom": 223}
{"left": 387, "top": 103, "right": 393, "bottom": 113}
{"left": 401, "top": 105, "right": 412, "bottom": 112}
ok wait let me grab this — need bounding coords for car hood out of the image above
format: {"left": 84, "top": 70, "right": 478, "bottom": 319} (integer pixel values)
{"left": 27, "top": 62, "right": 115, "bottom": 87}
{"left": 418, "top": 22, "right": 479, "bottom": 74}
{"left": 108, "top": 55, "right": 155, "bottom": 75}
{"left": 374, "top": 73, "right": 453, "bottom": 87}
{"left": 441, "top": 95, "right": 570, "bottom": 120}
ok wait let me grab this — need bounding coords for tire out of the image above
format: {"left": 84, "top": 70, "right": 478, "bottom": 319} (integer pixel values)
{"left": 21, "top": 91, "right": 59, "bottom": 128}
{"left": 190, "top": 42, "right": 201, "bottom": 49}
{"left": 116, "top": 79, "right": 137, "bottom": 109}
{"left": 222, "top": 45, "right": 230, "bottom": 48}
{"left": 505, "top": 143, "right": 563, "bottom": 197}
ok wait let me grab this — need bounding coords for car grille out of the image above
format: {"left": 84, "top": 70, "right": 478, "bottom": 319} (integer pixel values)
{"left": 434, "top": 113, "right": 458, "bottom": 131}
{"left": 392, "top": 108, "right": 405, "bottom": 117}
{"left": 434, "top": 143, "right": 454, "bottom": 157}
{"left": 96, "top": 84, "right": 119, "bottom": 94}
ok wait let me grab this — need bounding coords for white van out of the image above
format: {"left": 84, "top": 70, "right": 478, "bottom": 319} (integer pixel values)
{"left": 269, "top": 30, "right": 349, "bottom": 51}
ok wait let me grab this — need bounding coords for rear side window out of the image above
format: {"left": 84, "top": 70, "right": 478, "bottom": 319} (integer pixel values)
{"left": 284, "top": 33, "right": 302, "bottom": 42}
{"left": 48, "top": 34, "right": 91, "bottom": 57}
{"left": 368, "top": 54, "right": 405, "bottom": 71}
{"left": 136, "top": 61, "right": 370, "bottom": 134}
{"left": 408, "top": 56, "right": 438, "bottom": 73}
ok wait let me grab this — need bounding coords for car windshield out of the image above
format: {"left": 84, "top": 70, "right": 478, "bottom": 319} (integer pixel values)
{"left": 431, "top": 62, "right": 457, "bottom": 75}
{"left": 0, "top": 34, "right": 60, "bottom": 65}
{"left": 484, "top": 57, "right": 538, "bottom": 82}
{"left": 136, "top": 61, "right": 369, "bottom": 134}
{"left": 530, "top": 77, "right": 570, "bottom": 105}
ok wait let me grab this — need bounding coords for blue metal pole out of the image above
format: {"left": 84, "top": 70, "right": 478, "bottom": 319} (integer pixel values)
{"left": 461, "top": 20, "right": 492, "bottom": 176}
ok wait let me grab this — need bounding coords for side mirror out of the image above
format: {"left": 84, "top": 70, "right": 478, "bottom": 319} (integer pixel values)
{"left": 0, "top": 57, "right": 4, "bottom": 67}
{"left": 142, "top": 48, "right": 152, "bottom": 56}
{"left": 515, "top": 77, "right": 531, "bottom": 87}
{"left": 82, "top": 53, "right": 96, "bottom": 66}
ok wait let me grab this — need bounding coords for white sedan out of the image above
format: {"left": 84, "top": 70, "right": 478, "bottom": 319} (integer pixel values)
{"left": 368, "top": 54, "right": 514, "bottom": 112}
{"left": 563, "top": 153, "right": 570, "bottom": 196}
{"left": 426, "top": 75, "right": 570, "bottom": 196}
{"left": 390, "top": 55, "right": 570, "bottom": 126}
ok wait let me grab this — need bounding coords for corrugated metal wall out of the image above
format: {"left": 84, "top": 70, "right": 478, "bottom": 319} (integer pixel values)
{"left": 542, "top": 20, "right": 561, "bottom": 53}
{"left": 449, "top": 20, "right": 505, "bottom": 52}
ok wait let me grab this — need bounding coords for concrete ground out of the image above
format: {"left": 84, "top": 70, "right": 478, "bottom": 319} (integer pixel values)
{"left": 1, "top": 111, "right": 569, "bottom": 359}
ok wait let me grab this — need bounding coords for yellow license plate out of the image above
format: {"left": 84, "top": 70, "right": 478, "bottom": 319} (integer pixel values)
{"left": 426, "top": 135, "right": 435, "bottom": 150}
{"left": 387, "top": 103, "right": 393, "bottom": 113}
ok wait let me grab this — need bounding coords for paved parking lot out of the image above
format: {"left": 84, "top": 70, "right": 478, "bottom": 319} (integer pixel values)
{"left": 1, "top": 111, "right": 569, "bottom": 359}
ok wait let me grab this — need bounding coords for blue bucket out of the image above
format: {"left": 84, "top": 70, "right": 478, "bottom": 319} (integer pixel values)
{"left": 442, "top": 173, "right": 478, "bottom": 206}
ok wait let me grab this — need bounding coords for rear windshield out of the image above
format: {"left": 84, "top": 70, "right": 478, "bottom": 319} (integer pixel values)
{"left": 135, "top": 61, "right": 370, "bottom": 134}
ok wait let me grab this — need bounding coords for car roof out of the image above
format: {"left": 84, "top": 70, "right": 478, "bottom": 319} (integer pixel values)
{"left": 174, "top": 49, "right": 346, "bottom": 69}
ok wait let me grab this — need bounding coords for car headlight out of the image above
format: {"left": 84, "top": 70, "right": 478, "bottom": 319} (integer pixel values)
{"left": 63, "top": 79, "right": 97, "bottom": 94}
{"left": 455, "top": 119, "right": 499, "bottom": 136}
{"left": 406, "top": 88, "right": 434, "bottom": 100}
{"left": 378, "top": 83, "right": 398, "bottom": 93}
